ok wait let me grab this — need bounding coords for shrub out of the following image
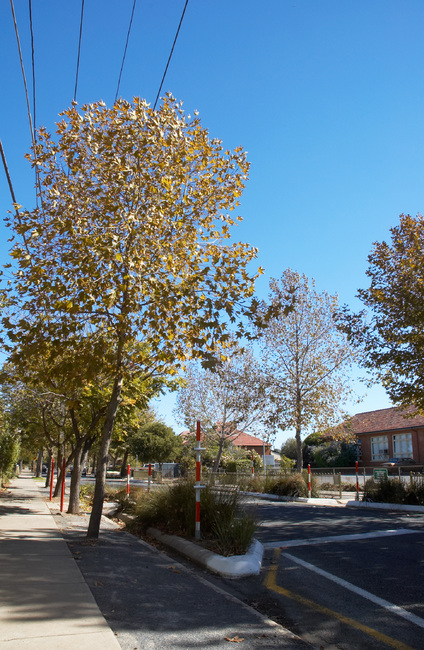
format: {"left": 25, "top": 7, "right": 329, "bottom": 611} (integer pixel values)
{"left": 264, "top": 472, "right": 319, "bottom": 497}
{"left": 0, "top": 433, "right": 20, "bottom": 486}
{"left": 363, "top": 478, "right": 406, "bottom": 504}
{"left": 128, "top": 480, "right": 257, "bottom": 556}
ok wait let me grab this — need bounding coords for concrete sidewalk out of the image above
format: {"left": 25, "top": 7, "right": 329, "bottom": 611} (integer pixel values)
{"left": 0, "top": 472, "right": 121, "bottom": 649}
{"left": 0, "top": 473, "right": 310, "bottom": 649}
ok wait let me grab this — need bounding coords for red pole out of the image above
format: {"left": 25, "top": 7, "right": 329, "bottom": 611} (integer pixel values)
{"left": 148, "top": 463, "right": 152, "bottom": 493}
{"left": 127, "top": 463, "right": 130, "bottom": 496}
{"left": 60, "top": 459, "right": 66, "bottom": 512}
{"left": 308, "top": 464, "right": 311, "bottom": 498}
{"left": 49, "top": 458, "right": 55, "bottom": 501}
{"left": 355, "top": 461, "right": 360, "bottom": 499}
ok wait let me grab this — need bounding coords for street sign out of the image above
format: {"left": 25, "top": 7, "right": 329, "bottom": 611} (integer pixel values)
{"left": 374, "top": 468, "right": 388, "bottom": 481}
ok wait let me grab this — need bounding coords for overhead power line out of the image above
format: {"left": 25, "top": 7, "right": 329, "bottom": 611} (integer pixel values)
{"left": 153, "top": 0, "right": 189, "bottom": 110}
{"left": 10, "top": 0, "right": 35, "bottom": 149}
{"left": 115, "top": 0, "right": 137, "bottom": 102}
{"left": 9, "top": 0, "right": 41, "bottom": 205}
{"left": 73, "top": 0, "right": 85, "bottom": 101}
{"left": 29, "top": 0, "right": 36, "bottom": 135}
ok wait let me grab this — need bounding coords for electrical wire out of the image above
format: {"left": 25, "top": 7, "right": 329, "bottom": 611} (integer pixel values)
{"left": 10, "top": 0, "right": 35, "bottom": 150}
{"left": 28, "top": 0, "right": 36, "bottom": 136}
{"left": 153, "top": 0, "right": 189, "bottom": 110}
{"left": 73, "top": 0, "right": 85, "bottom": 101}
{"left": 115, "top": 0, "right": 137, "bottom": 102}
{"left": 9, "top": 0, "right": 42, "bottom": 206}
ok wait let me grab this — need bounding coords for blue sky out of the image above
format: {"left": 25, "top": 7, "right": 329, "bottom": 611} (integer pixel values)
{"left": 1, "top": 1, "right": 423, "bottom": 445}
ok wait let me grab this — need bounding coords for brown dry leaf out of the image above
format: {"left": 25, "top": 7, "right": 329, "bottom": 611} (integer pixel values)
{"left": 94, "top": 580, "right": 104, "bottom": 587}
{"left": 224, "top": 636, "right": 244, "bottom": 643}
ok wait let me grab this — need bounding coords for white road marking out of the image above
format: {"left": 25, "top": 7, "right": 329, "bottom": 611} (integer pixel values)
{"left": 263, "top": 527, "right": 422, "bottom": 549}
{"left": 282, "top": 551, "right": 424, "bottom": 630}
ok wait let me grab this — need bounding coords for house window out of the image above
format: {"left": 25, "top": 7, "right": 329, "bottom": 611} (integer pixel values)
{"left": 371, "top": 436, "right": 389, "bottom": 461}
{"left": 392, "top": 433, "right": 413, "bottom": 458}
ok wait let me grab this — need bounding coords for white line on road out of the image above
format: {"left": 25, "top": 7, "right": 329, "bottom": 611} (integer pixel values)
{"left": 282, "top": 550, "right": 424, "bottom": 630}
{"left": 263, "top": 527, "right": 422, "bottom": 549}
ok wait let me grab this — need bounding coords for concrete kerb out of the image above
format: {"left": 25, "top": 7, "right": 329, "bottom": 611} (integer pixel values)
{"left": 110, "top": 491, "right": 424, "bottom": 579}
{"left": 113, "top": 510, "right": 264, "bottom": 578}
{"left": 147, "top": 527, "right": 264, "bottom": 578}
{"left": 245, "top": 490, "right": 424, "bottom": 513}
{"left": 346, "top": 499, "right": 424, "bottom": 513}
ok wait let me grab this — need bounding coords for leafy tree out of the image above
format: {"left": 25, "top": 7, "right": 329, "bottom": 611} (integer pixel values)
{"left": 306, "top": 440, "right": 357, "bottom": 468}
{"left": 0, "top": 433, "right": 20, "bottom": 485}
{"left": 222, "top": 447, "right": 262, "bottom": 473}
{"left": 339, "top": 213, "right": 424, "bottom": 412}
{"left": 3, "top": 95, "right": 261, "bottom": 538}
{"left": 280, "top": 437, "right": 298, "bottom": 460}
{"left": 129, "top": 422, "right": 180, "bottom": 469}
{"left": 0, "top": 403, "right": 20, "bottom": 485}
{"left": 258, "top": 269, "right": 356, "bottom": 471}
{"left": 174, "top": 346, "right": 269, "bottom": 471}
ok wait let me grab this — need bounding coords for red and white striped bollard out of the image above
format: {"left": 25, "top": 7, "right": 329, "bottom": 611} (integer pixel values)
{"left": 194, "top": 421, "right": 206, "bottom": 540}
{"left": 308, "top": 464, "right": 311, "bottom": 499}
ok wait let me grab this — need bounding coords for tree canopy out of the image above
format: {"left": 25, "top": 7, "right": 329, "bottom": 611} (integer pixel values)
{"left": 340, "top": 213, "right": 424, "bottom": 412}
{"left": 258, "top": 269, "right": 356, "bottom": 470}
{"left": 129, "top": 422, "right": 180, "bottom": 467}
{"left": 174, "top": 346, "right": 269, "bottom": 471}
{"left": 2, "top": 94, "right": 261, "bottom": 537}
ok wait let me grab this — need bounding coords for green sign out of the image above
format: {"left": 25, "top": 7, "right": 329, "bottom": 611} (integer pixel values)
{"left": 374, "top": 468, "right": 388, "bottom": 481}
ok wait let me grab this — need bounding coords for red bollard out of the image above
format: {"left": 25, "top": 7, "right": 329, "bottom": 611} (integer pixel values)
{"left": 127, "top": 463, "right": 130, "bottom": 497}
{"left": 308, "top": 464, "right": 311, "bottom": 498}
{"left": 60, "top": 459, "right": 66, "bottom": 512}
{"left": 148, "top": 463, "right": 152, "bottom": 493}
{"left": 49, "top": 458, "right": 55, "bottom": 501}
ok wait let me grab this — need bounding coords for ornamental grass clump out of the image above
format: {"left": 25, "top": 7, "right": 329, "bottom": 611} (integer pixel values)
{"left": 128, "top": 480, "right": 257, "bottom": 556}
{"left": 363, "top": 478, "right": 424, "bottom": 505}
{"left": 362, "top": 478, "right": 406, "bottom": 504}
{"left": 264, "top": 472, "right": 319, "bottom": 497}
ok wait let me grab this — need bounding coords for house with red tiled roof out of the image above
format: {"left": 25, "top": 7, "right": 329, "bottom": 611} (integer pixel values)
{"left": 179, "top": 429, "right": 271, "bottom": 456}
{"left": 349, "top": 406, "right": 424, "bottom": 466}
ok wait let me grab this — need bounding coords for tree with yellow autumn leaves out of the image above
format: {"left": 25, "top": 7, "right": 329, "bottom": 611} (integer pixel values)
{"left": 2, "top": 94, "right": 262, "bottom": 538}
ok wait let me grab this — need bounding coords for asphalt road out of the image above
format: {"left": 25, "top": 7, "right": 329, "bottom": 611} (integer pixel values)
{"left": 208, "top": 500, "right": 424, "bottom": 649}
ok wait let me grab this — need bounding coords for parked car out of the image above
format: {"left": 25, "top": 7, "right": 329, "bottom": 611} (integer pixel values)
{"left": 381, "top": 457, "right": 417, "bottom": 467}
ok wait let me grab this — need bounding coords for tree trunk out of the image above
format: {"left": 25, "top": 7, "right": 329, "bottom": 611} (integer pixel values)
{"left": 81, "top": 437, "right": 93, "bottom": 475}
{"left": 87, "top": 375, "right": 123, "bottom": 540}
{"left": 67, "top": 445, "right": 83, "bottom": 514}
{"left": 120, "top": 448, "right": 129, "bottom": 478}
{"left": 44, "top": 449, "right": 53, "bottom": 488}
{"left": 35, "top": 448, "right": 43, "bottom": 477}
{"left": 53, "top": 448, "right": 63, "bottom": 498}
{"left": 212, "top": 435, "right": 225, "bottom": 473}
{"left": 295, "top": 426, "right": 302, "bottom": 472}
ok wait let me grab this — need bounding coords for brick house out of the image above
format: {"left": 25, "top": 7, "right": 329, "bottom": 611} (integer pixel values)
{"left": 350, "top": 406, "right": 424, "bottom": 466}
